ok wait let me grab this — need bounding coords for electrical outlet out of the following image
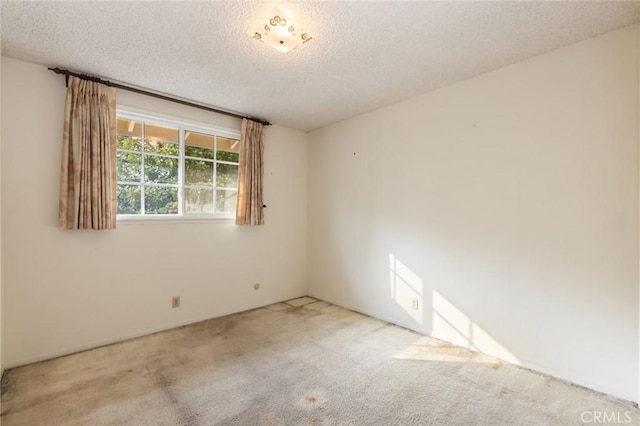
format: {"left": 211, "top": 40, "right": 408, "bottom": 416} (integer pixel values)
{"left": 411, "top": 298, "right": 419, "bottom": 310}
{"left": 172, "top": 296, "right": 180, "bottom": 308}
{"left": 254, "top": 283, "right": 260, "bottom": 290}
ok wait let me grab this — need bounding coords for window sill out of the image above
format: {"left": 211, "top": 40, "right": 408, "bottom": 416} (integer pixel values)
{"left": 117, "top": 214, "right": 235, "bottom": 225}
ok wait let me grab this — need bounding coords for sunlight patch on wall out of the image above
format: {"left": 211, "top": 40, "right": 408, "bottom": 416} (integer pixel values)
{"left": 389, "top": 254, "right": 423, "bottom": 325}
{"left": 432, "top": 290, "right": 518, "bottom": 364}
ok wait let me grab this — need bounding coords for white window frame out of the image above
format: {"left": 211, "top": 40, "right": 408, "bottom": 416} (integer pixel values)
{"left": 116, "top": 107, "right": 241, "bottom": 222}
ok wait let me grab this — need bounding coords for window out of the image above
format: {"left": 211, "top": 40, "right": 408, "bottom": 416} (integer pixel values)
{"left": 116, "top": 111, "right": 240, "bottom": 218}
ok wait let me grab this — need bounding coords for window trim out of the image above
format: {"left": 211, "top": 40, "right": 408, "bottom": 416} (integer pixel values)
{"left": 116, "top": 106, "right": 241, "bottom": 222}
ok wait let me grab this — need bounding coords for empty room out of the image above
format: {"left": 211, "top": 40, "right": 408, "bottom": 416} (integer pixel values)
{"left": 1, "top": 1, "right": 640, "bottom": 425}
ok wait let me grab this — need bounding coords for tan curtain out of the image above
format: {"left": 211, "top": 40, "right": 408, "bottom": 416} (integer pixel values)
{"left": 236, "top": 118, "right": 265, "bottom": 225}
{"left": 58, "top": 76, "right": 117, "bottom": 230}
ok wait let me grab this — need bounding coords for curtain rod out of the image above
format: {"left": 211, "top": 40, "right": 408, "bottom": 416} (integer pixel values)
{"left": 48, "top": 67, "right": 272, "bottom": 126}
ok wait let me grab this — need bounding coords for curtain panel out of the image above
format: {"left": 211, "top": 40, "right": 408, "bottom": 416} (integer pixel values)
{"left": 58, "top": 76, "right": 117, "bottom": 230}
{"left": 236, "top": 118, "right": 265, "bottom": 225}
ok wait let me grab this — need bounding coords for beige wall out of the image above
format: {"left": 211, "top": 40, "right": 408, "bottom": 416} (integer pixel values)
{"left": 1, "top": 57, "right": 308, "bottom": 366}
{"left": 308, "top": 25, "right": 639, "bottom": 402}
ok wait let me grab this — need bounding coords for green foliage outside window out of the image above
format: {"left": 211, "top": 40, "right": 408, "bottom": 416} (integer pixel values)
{"left": 116, "top": 132, "right": 239, "bottom": 215}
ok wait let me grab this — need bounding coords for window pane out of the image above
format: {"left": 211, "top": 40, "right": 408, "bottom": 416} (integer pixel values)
{"left": 117, "top": 134, "right": 142, "bottom": 151}
{"left": 216, "top": 163, "right": 239, "bottom": 188}
{"left": 117, "top": 118, "right": 142, "bottom": 150}
{"left": 217, "top": 136, "right": 240, "bottom": 153}
{"left": 116, "top": 112, "right": 240, "bottom": 217}
{"left": 144, "top": 186, "right": 178, "bottom": 214}
{"left": 185, "top": 159, "right": 213, "bottom": 186}
{"left": 117, "top": 151, "right": 141, "bottom": 182}
{"left": 144, "top": 154, "right": 179, "bottom": 184}
{"left": 216, "top": 189, "right": 237, "bottom": 214}
{"left": 217, "top": 137, "right": 240, "bottom": 163}
{"left": 144, "top": 123, "right": 179, "bottom": 155}
{"left": 216, "top": 150, "right": 239, "bottom": 163}
{"left": 185, "top": 132, "right": 214, "bottom": 159}
{"left": 117, "top": 184, "right": 141, "bottom": 214}
{"left": 185, "top": 188, "right": 214, "bottom": 214}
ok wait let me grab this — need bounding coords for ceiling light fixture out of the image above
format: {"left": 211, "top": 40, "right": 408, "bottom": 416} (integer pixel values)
{"left": 252, "top": 10, "right": 312, "bottom": 54}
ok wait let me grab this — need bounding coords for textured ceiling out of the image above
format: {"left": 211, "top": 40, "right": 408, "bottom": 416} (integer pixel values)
{"left": 2, "top": 1, "right": 640, "bottom": 131}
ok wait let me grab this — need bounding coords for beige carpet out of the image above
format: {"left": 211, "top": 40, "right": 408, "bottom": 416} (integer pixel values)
{"left": 1, "top": 297, "right": 638, "bottom": 425}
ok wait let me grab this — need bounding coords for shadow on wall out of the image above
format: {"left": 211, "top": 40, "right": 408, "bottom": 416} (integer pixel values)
{"left": 389, "top": 253, "right": 518, "bottom": 365}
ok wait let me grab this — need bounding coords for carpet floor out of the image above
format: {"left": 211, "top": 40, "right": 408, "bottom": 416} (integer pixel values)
{"left": 1, "top": 297, "right": 638, "bottom": 425}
